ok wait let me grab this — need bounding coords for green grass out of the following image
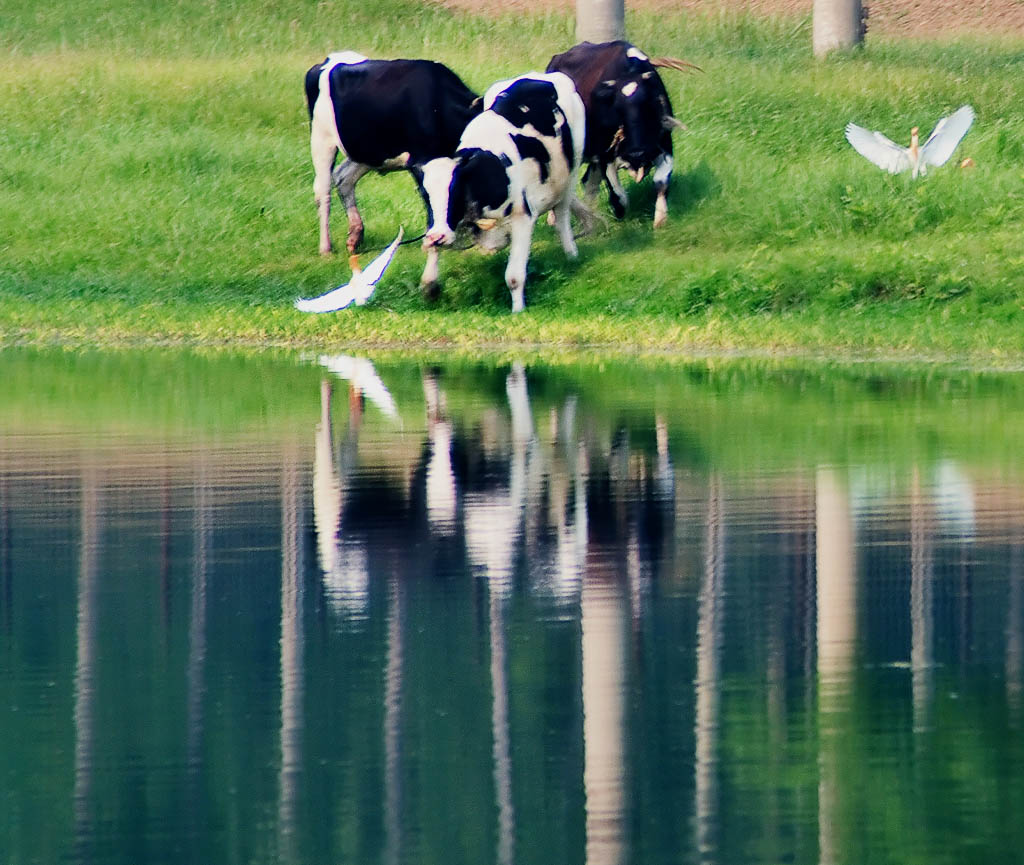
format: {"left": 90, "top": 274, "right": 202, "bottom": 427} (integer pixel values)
{"left": 2, "top": 1, "right": 1024, "bottom": 361}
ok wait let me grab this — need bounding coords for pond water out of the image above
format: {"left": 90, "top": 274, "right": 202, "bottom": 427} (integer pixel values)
{"left": 2, "top": 347, "right": 1023, "bottom": 865}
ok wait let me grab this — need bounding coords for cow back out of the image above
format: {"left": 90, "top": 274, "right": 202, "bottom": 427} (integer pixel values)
{"left": 314, "top": 58, "right": 481, "bottom": 168}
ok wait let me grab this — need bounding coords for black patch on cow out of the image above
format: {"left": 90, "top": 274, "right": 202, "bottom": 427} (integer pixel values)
{"left": 521, "top": 193, "right": 532, "bottom": 217}
{"left": 449, "top": 147, "right": 511, "bottom": 228}
{"left": 490, "top": 79, "right": 560, "bottom": 137}
{"left": 556, "top": 106, "right": 576, "bottom": 170}
{"left": 322, "top": 58, "right": 482, "bottom": 168}
{"left": 511, "top": 134, "right": 550, "bottom": 182}
{"left": 409, "top": 165, "right": 435, "bottom": 228}
{"left": 503, "top": 202, "right": 513, "bottom": 217}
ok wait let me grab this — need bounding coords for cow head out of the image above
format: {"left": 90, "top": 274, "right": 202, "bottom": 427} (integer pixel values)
{"left": 418, "top": 148, "right": 512, "bottom": 248}
{"left": 593, "top": 72, "right": 683, "bottom": 178}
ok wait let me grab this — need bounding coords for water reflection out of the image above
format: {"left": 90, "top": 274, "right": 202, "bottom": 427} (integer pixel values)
{"left": 73, "top": 461, "right": 100, "bottom": 859}
{"left": 694, "top": 476, "right": 724, "bottom": 865}
{"left": 2, "top": 349, "right": 1024, "bottom": 865}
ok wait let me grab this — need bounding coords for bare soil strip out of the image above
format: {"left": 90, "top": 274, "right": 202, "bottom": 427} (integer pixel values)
{"left": 430, "top": 0, "right": 1024, "bottom": 37}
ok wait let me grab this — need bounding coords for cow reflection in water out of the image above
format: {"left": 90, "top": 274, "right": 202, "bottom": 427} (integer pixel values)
{"left": 308, "top": 355, "right": 680, "bottom": 862}
{"left": 313, "top": 377, "right": 370, "bottom": 616}
{"left": 310, "top": 355, "right": 679, "bottom": 613}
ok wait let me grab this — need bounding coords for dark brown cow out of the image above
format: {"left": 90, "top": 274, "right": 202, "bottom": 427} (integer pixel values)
{"left": 547, "top": 41, "right": 697, "bottom": 227}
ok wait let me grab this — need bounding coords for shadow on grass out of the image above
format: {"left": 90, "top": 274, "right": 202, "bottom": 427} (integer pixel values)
{"left": 589, "top": 158, "right": 720, "bottom": 229}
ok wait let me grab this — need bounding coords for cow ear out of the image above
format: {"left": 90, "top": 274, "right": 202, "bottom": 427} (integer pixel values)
{"left": 662, "top": 115, "right": 687, "bottom": 131}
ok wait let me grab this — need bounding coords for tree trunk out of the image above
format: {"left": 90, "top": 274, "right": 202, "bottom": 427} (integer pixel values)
{"left": 812, "top": 0, "right": 863, "bottom": 57}
{"left": 576, "top": 0, "right": 625, "bottom": 44}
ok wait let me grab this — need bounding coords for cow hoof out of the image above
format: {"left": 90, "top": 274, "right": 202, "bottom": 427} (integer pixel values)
{"left": 421, "top": 280, "right": 441, "bottom": 302}
{"left": 653, "top": 213, "right": 667, "bottom": 229}
{"left": 319, "top": 246, "right": 333, "bottom": 256}
{"left": 346, "top": 228, "right": 365, "bottom": 253}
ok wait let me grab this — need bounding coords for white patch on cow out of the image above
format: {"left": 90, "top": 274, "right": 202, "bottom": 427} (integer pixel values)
{"left": 323, "top": 51, "right": 369, "bottom": 68}
{"left": 421, "top": 157, "right": 458, "bottom": 243}
{"left": 627, "top": 47, "right": 649, "bottom": 61}
{"left": 621, "top": 81, "right": 639, "bottom": 98}
{"left": 653, "top": 152, "right": 673, "bottom": 187}
{"left": 459, "top": 111, "right": 519, "bottom": 162}
{"left": 314, "top": 53, "right": 369, "bottom": 154}
{"left": 312, "top": 56, "right": 372, "bottom": 253}
{"left": 379, "top": 152, "right": 411, "bottom": 170}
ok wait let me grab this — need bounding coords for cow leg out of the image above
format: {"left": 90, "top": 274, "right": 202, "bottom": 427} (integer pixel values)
{"left": 652, "top": 153, "right": 674, "bottom": 228}
{"left": 504, "top": 216, "right": 536, "bottom": 314}
{"left": 332, "top": 160, "right": 371, "bottom": 253}
{"left": 420, "top": 245, "right": 441, "bottom": 301}
{"left": 311, "top": 123, "right": 339, "bottom": 255}
{"left": 603, "top": 164, "right": 628, "bottom": 219}
{"left": 552, "top": 194, "right": 578, "bottom": 259}
{"left": 582, "top": 162, "right": 602, "bottom": 207}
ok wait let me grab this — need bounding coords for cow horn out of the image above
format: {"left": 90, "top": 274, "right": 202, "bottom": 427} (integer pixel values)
{"left": 662, "top": 115, "right": 687, "bottom": 132}
{"left": 650, "top": 55, "right": 704, "bottom": 74}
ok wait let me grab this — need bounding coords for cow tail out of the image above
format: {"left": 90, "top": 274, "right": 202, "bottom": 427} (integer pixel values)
{"left": 304, "top": 64, "right": 323, "bottom": 120}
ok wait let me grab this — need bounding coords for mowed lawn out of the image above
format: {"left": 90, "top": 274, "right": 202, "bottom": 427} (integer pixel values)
{"left": 2, "top": 0, "right": 1024, "bottom": 359}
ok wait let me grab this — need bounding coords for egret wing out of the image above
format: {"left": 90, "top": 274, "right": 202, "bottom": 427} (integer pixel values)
{"left": 294, "top": 279, "right": 364, "bottom": 313}
{"left": 360, "top": 227, "right": 404, "bottom": 286}
{"left": 845, "top": 122, "right": 912, "bottom": 174}
{"left": 921, "top": 105, "right": 974, "bottom": 168}
{"left": 294, "top": 227, "right": 403, "bottom": 313}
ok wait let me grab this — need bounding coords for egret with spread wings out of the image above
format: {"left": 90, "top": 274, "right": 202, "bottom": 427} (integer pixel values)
{"left": 845, "top": 105, "right": 975, "bottom": 178}
{"left": 295, "top": 228, "right": 404, "bottom": 313}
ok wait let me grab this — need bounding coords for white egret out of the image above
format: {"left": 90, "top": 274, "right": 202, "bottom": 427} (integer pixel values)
{"left": 845, "top": 105, "right": 975, "bottom": 178}
{"left": 295, "top": 227, "right": 403, "bottom": 313}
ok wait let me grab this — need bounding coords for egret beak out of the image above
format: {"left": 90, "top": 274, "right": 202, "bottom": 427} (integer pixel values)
{"left": 349, "top": 253, "right": 362, "bottom": 275}
{"left": 475, "top": 218, "right": 498, "bottom": 231}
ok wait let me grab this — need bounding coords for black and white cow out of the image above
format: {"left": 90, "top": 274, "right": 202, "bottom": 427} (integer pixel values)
{"left": 546, "top": 41, "right": 695, "bottom": 228}
{"left": 416, "top": 72, "right": 585, "bottom": 313}
{"left": 305, "top": 52, "right": 481, "bottom": 257}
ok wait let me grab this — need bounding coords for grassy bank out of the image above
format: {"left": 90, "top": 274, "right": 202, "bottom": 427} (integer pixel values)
{"left": 2, "top": 1, "right": 1024, "bottom": 360}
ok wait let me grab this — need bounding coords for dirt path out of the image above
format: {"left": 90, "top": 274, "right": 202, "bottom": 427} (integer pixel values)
{"left": 432, "top": 0, "right": 1024, "bottom": 37}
